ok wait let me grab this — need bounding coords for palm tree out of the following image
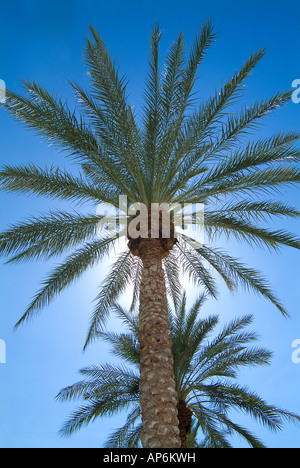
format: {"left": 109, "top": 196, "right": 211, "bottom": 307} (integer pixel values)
{"left": 57, "top": 296, "right": 300, "bottom": 448}
{"left": 1, "top": 22, "right": 299, "bottom": 447}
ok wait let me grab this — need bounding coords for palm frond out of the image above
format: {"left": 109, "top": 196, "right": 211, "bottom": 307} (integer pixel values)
{"left": 84, "top": 250, "right": 137, "bottom": 349}
{"left": 200, "top": 131, "right": 300, "bottom": 184}
{"left": 14, "top": 236, "right": 117, "bottom": 328}
{"left": 176, "top": 240, "right": 218, "bottom": 297}
{"left": 153, "top": 20, "right": 215, "bottom": 200}
{"left": 141, "top": 22, "right": 163, "bottom": 197}
{"left": 204, "top": 212, "right": 300, "bottom": 251}
{"left": 191, "top": 405, "right": 233, "bottom": 448}
{"left": 4, "top": 82, "right": 138, "bottom": 202}
{"left": 210, "top": 200, "right": 300, "bottom": 223}
{"left": 164, "top": 48, "right": 266, "bottom": 191}
{"left": 163, "top": 248, "right": 183, "bottom": 309}
{"left": 4, "top": 81, "right": 100, "bottom": 162}
{"left": 0, "top": 163, "right": 120, "bottom": 206}
{"left": 195, "top": 245, "right": 288, "bottom": 315}
{"left": 0, "top": 210, "right": 105, "bottom": 262}
{"left": 104, "top": 406, "right": 142, "bottom": 448}
{"left": 204, "top": 90, "right": 294, "bottom": 160}
{"left": 198, "top": 383, "right": 283, "bottom": 431}
{"left": 110, "top": 302, "right": 139, "bottom": 335}
{"left": 58, "top": 291, "right": 300, "bottom": 447}
{"left": 85, "top": 26, "right": 147, "bottom": 203}
{"left": 173, "top": 163, "right": 300, "bottom": 205}
{"left": 57, "top": 363, "right": 139, "bottom": 438}
{"left": 97, "top": 330, "right": 140, "bottom": 365}
{"left": 211, "top": 411, "right": 267, "bottom": 448}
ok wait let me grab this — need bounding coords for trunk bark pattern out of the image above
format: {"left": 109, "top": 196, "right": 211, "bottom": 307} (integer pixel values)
{"left": 177, "top": 400, "right": 193, "bottom": 448}
{"left": 138, "top": 238, "right": 180, "bottom": 448}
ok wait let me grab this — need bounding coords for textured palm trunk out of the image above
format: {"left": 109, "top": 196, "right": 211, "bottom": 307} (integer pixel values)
{"left": 138, "top": 238, "right": 180, "bottom": 448}
{"left": 177, "top": 400, "right": 193, "bottom": 448}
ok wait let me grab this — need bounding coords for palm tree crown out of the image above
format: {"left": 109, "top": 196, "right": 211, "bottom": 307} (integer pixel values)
{"left": 57, "top": 295, "right": 300, "bottom": 448}
{"left": 1, "top": 21, "right": 299, "bottom": 344}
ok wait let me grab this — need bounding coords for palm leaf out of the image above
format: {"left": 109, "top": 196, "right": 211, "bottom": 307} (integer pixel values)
{"left": 58, "top": 293, "right": 300, "bottom": 447}
{"left": 84, "top": 250, "right": 137, "bottom": 348}
{"left": 14, "top": 236, "right": 117, "bottom": 328}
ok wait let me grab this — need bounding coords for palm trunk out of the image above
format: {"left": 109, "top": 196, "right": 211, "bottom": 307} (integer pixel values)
{"left": 177, "top": 400, "right": 193, "bottom": 448}
{"left": 138, "top": 238, "right": 180, "bottom": 448}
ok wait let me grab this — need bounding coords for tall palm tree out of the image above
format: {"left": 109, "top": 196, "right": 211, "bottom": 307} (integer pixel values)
{"left": 1, "top": 22, "right": 299, "bottom": 447}
{"left": 57, "top": 296, "right": 300, "bottom": 448}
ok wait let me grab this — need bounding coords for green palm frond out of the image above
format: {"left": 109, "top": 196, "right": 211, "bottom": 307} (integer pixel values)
{"left": 198, "top": 408, "right": 267, "bottom": 448}
{"left": 4, "top": 82, "right": 139, "bottom": 203}
{"left": 15, "top": 236, "right": 117, "bottom": 328}
{"left": 210, "top": 91, "right": 293, "bottom": 153}
{"left": 1, "top": 21, "right": 299, "bottom": 353}
{"left": 4, "top": 81, "right": 100, "bottom": 161}
{"left": 58, "top": 295, "right": 300, "bottom": 447}
{"left": 104, "top": 406, "right": 142, "bottom": 448}
{"left": 84, "top": 250, "right": 137, "bottom": 348}
{"left": 0, "top": 211, "right": 107, "bottom": 262}
{"left": 176, "top": 240, "right": 218, "bottom": 297}
{"left": 97, "top": 329, "right": 140, "bottom": 366}
{"left": 141, "top": 22, "right": 162, "bottom": 186}
{"left": 57, "top": 363, "right": 140, "bottom": 437}
{"left": 153, "top": 20, "right": 216, "bottom": 201}
{"left": 204, "top": 212, "right": 300, "bottom": 250}
{"left": 163, "top": 248, "right": 184, "bottom": 309}
{"left": 163, "top": 48, "right": 266, "bottom": 188}
{"left": 199, "top": 131, "right": 300, "bottom": 183}
{"left": 195, "top": 245, "right": 288, "bottom": 315}
{"left": 210, "top": 200, "right": 300, "bottom": 223}
{"left": 0, "top": 163, "right": 119, "bottom": 205}
{"left": 85, "top": 26, "right": 147, "bottom": 202}
{"left": 110, "top": 302, "right": 139, "bottom": 335}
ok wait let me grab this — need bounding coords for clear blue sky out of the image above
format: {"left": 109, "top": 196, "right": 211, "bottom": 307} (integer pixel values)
{"left": 0, "top": 0, "right": 299, "bottom": 448}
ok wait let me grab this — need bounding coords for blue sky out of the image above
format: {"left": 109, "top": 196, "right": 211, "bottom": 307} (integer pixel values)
{"left": 0, "top": 0, "right": 300, "bottom": 448}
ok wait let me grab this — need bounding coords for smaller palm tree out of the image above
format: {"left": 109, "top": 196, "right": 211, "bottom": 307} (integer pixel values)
{"left": 57, "top": 296, "right": 300, "bottom": 448}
